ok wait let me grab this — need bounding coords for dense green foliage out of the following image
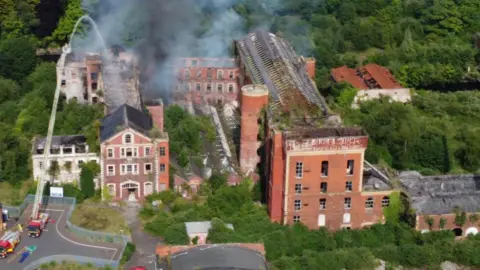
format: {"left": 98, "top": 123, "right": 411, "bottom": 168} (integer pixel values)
{"left": 79, "top": 166, "right": 95, "bottom": 199}
{"left": 163, "top": 105, "right": 216, "bottom": 168}
{"left": 120, "top": 242, "right": 136, "bottom": 265}
{"left": 0, "top": 60, "right": 102, "bottom": 184}
{"left": 143, "top": 185, "right": 480, "bottom": 269}
{"left": 336, "top": 90, "right": 480, "bottom": 174}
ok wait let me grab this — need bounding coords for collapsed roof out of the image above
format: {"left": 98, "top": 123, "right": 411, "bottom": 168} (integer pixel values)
{"left": 331, "top": 64, "right": 404, "bottom": 90}
{"left": 33, "top": 135, "right": 87, "bottom": 151}
{"left": 235, "top": 31, "right": 329, "bottom": 114}
{"left": 100, "top": 104, "right": 152, "bottom": 142}
{"left": 399, "top": 171, "right": 480, "bottom": 215}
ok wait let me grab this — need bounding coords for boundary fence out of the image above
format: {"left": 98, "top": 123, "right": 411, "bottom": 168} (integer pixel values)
{"left": 4, "top": 194, "right": 129, "bottom": 269}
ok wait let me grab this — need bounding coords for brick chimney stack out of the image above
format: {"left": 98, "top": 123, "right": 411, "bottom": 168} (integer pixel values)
{"left": 146, "top": 99, "right": 164, "bottom": 133}
{"left": 239, "top": 84, "right": 269, "bottom": 174}
{"left": 304, "top": 57, "right": 316, "bottom": 79}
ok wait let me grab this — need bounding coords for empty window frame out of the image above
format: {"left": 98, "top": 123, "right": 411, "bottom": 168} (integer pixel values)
{"left": 91, "top": 72, "right": 98, "bottom": 80}
{"left": 320, "top": 182, "right": 327, "bottom": 193}
{"left": 196, "top": 83, "right": 201, "bottom": 91}
{"left": 144, "top": 147, "right": 151, "bottom": 156}
{"left": 184, "top": 83, "right": 190, "bottom": 91}
{"left": 144, "top": 163, "right": 152, "bottom": 173}
{"left": 295, "top": 162, "right": 303, "bottom": 178}
{"left": 294, "top": 199, "right": 301, "bottom": 211}
{"left": 159, "top": 147, "right": 166, "bottom": 156}
{"left": 206, "top": 84, "right": 212, "bottom": 92}
{"left": 207, "top": 68, "right": 212, "bottom": 78}
{"left": 344, "top": 197, "right": 352, "bottom": 209}
{"left": 91, "top": 82, "right": 98, "bottom": 90}
{"left": 345, "top": 181, "right": 353, "bottom": 191}
{"left": 293, "top": 216, "right": 300, "bottom": 223}
{"left": 122, "top": 147, "right": 138, "bottom": 157}
{"left": 295, "top": 184, "right": 302, "bottom": 194}
{"left": 321, "top": 161, "right": 329, "bottom": 177}
{"left": 229, "top": 70, "right": 234, "bottom": 79}
{"left": 382, "top": 196, "right": 390, "bottom": 207}
{"left": 319, "top": 199, "right": 326, "bottom": 210}
{"left": 365, "top": 197, "right": 374, "bottom": 208}
{"left": 347, "top": 160, "right": 354, "bottom": 175}
{"left": 160, "top": 163, "right": 166, "bottom": 172}
{"left": 217, "top": 70, "right": 223, "bottom": 79}
{"left": 217, "top": 83, "right": 223, "bottom": 92}
{"left": 228, "top": 84, "right": 234, "bottom": 92}
{"left": 184, "top": 69, "right": 190, "bottom": 79}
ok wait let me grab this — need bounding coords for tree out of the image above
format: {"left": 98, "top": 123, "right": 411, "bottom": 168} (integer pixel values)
{"left": 439, "top": 217, "right": 447, "bottom": 229}
{"left": 50, "top": 0, "right": 84, "bottom": 45}
{"left": 0, "top": 37, "right": 37, "bottom": 81}
{"left": 208, "top": 173, "right": 227, "bottom": 192}
{"left": 79, "top": 165, "right": 95, "bottom": 198}
{"left": 163, "top": 223, "right": 189, "bottom": 245}
{"left": 424, "top": 216, "right": 434, "bottom": 230}
{"left": 47, "top": 160, "right": 60, "bottom": 180}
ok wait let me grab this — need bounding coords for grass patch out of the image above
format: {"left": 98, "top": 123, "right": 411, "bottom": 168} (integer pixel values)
{"left": 0, "top": 181, "right": 34, "bottom": 206}
{"left": 70, "top": 204, "right": 129, "bottom": 234}
{"left": 39, "top": 261, "right": 114, "bottom": 270}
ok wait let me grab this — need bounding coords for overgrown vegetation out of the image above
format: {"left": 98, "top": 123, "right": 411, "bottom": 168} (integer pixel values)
{"left": 70, "top": 204, "right": 129, "bottom": 234}
{"left": 334, "top": 90, "right": 480, "bottom": 174}
{"left": 39, "top": 261, "right": 113, "bottom": 270}
{"left": 143, "top": 185, "right": 480, "bottom": 270}
{"left": 163, "top": 105, "right": 216, "bottom": 168}
{"left": 120, "top": 242, "right": 136, "bottom": 265}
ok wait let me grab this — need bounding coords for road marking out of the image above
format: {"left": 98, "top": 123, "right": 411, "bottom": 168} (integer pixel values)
{"left": 54, "top": 210, "right": 119, "bottom": 261}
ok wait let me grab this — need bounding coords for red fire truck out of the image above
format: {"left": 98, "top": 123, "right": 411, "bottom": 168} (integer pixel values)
{"left": 27, "top": 213, "right": 49, "bottom": 238}
{"left": 0, "top": 231, "right": 20, "bottom": 258}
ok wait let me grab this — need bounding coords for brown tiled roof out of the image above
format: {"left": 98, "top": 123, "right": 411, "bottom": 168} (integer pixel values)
{"left": 331, "top": 64, "right": 403, "bottom": 90}
{"left": 331, "top": 66, "right": 368, "bottom": 89}
{"left": 361, "top": 64, "right": 402, "bottom": 89}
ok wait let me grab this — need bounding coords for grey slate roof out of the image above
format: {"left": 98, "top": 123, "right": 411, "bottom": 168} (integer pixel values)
{"left": 185, "top": 221, "right": 234, "bottom": 235}
{"left": 235, "top": 30, "right": 329, "bottom": 114}
{"left": 100, "top": 104, "right": 152, "bottom": 142}
{"left": 33, "top": 135, "right": 86, "bottom": 150}
{"left": 399, "top": 171, "right": 480, "bottom": 215}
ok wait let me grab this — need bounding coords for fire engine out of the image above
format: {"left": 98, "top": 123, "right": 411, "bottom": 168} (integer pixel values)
{"left": 27, "top": 213, "right": 49, "bottom": 238}
{"left": 0, "top": 231, "right": 20, "bottom": 258}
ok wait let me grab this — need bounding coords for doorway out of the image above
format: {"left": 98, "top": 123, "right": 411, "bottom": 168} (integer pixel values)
{"left": 122, "top": 182, "right": 139, "bottom": 201}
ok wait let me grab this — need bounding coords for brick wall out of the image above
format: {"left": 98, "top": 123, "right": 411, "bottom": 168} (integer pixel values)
{"left": 416, "top": 213, "right": 480, "bottom": 236}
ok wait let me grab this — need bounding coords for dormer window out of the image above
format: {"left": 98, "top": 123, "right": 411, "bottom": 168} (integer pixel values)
{"left": 124, "top": 133, "right": 132, "bottom": 144}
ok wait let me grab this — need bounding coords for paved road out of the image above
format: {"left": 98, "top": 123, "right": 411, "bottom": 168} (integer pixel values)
{"left": 0, "top": 204, "right": 122, "bottom": 270}
{"left": 122, "top": 202, "right": 160, "bottom": 270}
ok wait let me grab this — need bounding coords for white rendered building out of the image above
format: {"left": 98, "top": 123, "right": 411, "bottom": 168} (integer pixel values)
{"left": 32, "top": 135, "right": 99, "bottom": 185}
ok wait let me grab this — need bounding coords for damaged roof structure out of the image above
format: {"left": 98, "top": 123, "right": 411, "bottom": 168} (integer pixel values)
{"left": 236, "top": 30, "right": 329, "bottom": 115}
{"left": 331, "top": 63, "right": 404, "bottom": 90}
{"left": 399, "top": 171, "right": 480, "bottom": 215}
{"left": 32, "top": 135, "right": 88, "bottom": 153}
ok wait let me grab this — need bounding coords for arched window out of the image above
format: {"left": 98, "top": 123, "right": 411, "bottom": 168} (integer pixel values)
{"left": 124, "top": 133, "right": 132, "bottom": 144}
{"left": 365, "top": 197, "right": 374, "bottom": 208}
{"left": 382, "top": 196, "right": 390, "bottom": 207}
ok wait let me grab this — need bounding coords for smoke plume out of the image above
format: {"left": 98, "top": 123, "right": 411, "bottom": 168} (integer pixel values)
{"left": 75, "top": 0, "right": 300, "bottom": 102}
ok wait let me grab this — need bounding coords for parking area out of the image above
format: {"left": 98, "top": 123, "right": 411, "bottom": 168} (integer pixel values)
{"left": 0, "top": 204, "right": 122, "bottom": 270}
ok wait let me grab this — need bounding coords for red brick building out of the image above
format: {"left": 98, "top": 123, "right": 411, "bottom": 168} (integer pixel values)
{"left": 235, "top": 31, "right": 393, "bottom": 230}
{"left": 399, "top": 172, "right": 480, "bottom": 236}
{"left": 172, "top": 58, "right": 240, "bottom": 105}
{"left": 331, "top": 63, "right": 403, "bottom": 90}
{"left": 99, "top": 100, "right": 169, "bottom": 201}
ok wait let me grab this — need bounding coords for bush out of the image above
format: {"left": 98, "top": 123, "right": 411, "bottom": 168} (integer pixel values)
{"left": 120, "top": 242, "right": 136, "bottom": 264}
{"left": 163, "top": 223, "right": 189, "bottom": 245}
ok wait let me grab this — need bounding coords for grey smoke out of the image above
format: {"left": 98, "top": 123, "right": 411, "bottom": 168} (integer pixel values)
{"left": 75, "top": 0, "right": 303, "bottom": 101}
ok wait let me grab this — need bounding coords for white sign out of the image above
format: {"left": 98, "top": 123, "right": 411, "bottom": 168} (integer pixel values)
{"left": 50, "top": 187, "right": 64, "bottom": 198}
